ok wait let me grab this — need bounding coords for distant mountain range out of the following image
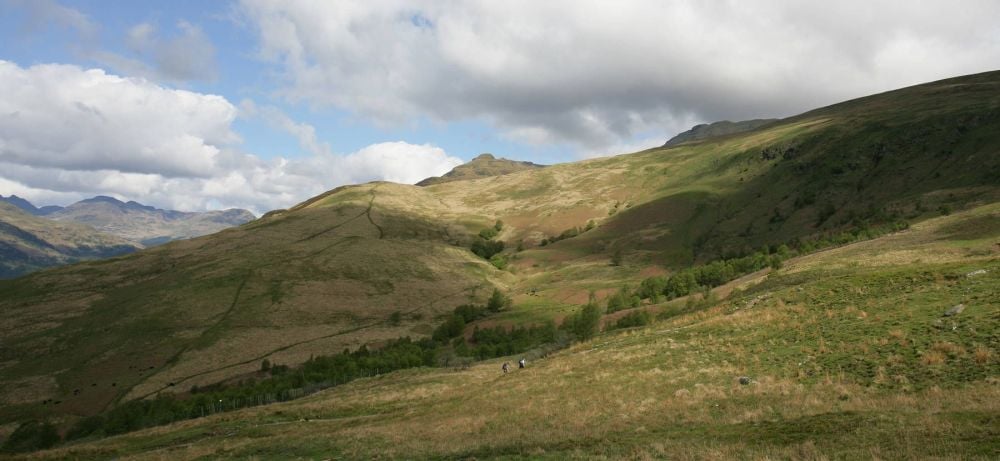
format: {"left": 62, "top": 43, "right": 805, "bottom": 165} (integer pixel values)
{"left": 0, "top": 195, "right": 255, "bottom": 277}
{"left": 0, "top": 202, "right": 140, "bottom": 278}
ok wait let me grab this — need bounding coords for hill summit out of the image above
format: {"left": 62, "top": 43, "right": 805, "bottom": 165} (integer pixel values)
{"left": 663, "top": 118, "right": 778, "bottom": 147}
{"left": 416, "top": 153, "right": 545, "bottom": 186}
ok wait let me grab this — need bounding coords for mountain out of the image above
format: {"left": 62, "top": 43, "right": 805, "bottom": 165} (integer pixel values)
{"left": 47, "top": 196, "right": 256, "bottom": 246}
{"left": 416, "top": 153, "right": 545, "bottom": 186}
{"left": 0, "top": 202, "right": 140, "bottom": 279}
{"left": 23, "top": 202, "right": 999, "bottom": 459}
{"left": 0, "top": 195, "right": 62, "bottom": 216}
{"left": 1, "top": 71, "right": 999, "bottom": 456}
{"left": 663, "top": 118, "right": 778, "bottom": 147}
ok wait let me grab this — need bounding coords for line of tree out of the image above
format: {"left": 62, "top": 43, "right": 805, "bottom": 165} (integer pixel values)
{"left": 539, "top": 220, "right": 595, "bottom": 246}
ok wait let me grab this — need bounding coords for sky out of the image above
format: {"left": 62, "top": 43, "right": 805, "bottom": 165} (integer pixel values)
{"left": 1, "top": 1, "right": 998, "bottom": 215}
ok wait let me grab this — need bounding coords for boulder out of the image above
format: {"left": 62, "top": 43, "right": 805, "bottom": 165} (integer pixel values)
{"left": 943, "top": 304, "right": 965, "bottom": 317}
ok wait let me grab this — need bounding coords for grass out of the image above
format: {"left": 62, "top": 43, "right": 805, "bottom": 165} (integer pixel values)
{"left": 1, "top": 71, "right": 999, "bottom": 455}
{"left": 13, "top": 200, "right": 999, "bottom": 460}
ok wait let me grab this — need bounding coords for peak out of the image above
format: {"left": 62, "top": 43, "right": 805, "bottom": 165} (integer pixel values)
{"left": 472, "top": 153, "right": 496, "bottom": 161}
{"left": 82, "top": 195, "right": 125, "bottom": 205}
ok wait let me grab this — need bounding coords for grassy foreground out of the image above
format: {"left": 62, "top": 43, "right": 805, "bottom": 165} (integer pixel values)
{"left": 18, "top": 203, "right": 999, "bottom": 460}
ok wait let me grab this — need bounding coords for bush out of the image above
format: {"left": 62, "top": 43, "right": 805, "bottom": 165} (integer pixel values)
{"left": 487, "top": 289, "right": 512, "bottom": 312}
{"left": 461, "top": 322, "right": 557, "bottom": 359}
{"left": 471, "top": 239, "right": 504, "bottom": 259}
{"left": 432, "top": 314, "right": 466, "bottom": 342}
{"left": 561, "top": 297, "right": 602, "bottom": 340}
{"left": 609, "top": 310, "right": 652, "bottom": 330}
{"left": 489, "top": 254, "right": 508, "bottom": 270}
{"left": 389, "top": 311, "right": 403, "bottom": 325}
{"left": 2, "top": 421, "right": 60, "bottom": 453}
{"left": 605, "top": 286, "right": 639, "bottom": 313}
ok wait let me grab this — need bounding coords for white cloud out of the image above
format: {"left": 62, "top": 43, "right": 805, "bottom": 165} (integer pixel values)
{"left": 238, "top": 0, "right": 1000, "bottom": 156}
{"left": 0, "top": 61, "right": 236, "bottom": 177}
{"left": 0, "top": 61, "right": 463, "bottom": 214}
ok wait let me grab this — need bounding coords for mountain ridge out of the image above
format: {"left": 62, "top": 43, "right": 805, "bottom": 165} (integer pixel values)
{"left": 663, "top": 118, "right": 779, "bottom": 147}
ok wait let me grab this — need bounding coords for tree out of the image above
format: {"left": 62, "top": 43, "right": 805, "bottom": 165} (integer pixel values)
{"left": 563, "top": 292, "right": 602, "bottom": 340}
{"left": 432, "top": 314, "right": 466, "bottom": 342}
{"left": 389, "top": 311, "right": 403, "bottom": 325}
{"left": 487, "top": 288, "right": 511, "bottom": 312}
{"left": 611, "top": 248, "right": 624, "bottom": 266}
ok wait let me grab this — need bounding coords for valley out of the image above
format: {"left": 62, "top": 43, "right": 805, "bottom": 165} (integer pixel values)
{"left": 0, "top": 71, "right": 998, "bottom": 459}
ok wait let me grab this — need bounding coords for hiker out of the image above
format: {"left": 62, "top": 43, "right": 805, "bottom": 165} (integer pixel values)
{"left": 518, "top": 358, "right": 526, "bottom": 369}
{"left": 502, "top": 362, "right": 510, "bottom": 374}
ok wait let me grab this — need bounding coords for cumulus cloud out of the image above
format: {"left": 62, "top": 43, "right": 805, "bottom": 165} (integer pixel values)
{"left": 0, "top": 61, "right": 237, "bottom": 177}
{"left": 238, "top": 0, "right": 1000, "bottom": 155}
{"left": 0, "top": 61, "right": 463, "bottom": 214}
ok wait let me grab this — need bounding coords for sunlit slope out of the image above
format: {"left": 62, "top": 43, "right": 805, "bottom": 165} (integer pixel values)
{"left": 433, "top": 71, "right": 1000, "bottom": 266}
{"left": 29, "top": 202, "right": 999, "bottom": 460}
{"left": 0, "top": 183, "right": 500, "bottom": 420}
{"left": 1, "top": 71, "right": 999, "bottom": 425}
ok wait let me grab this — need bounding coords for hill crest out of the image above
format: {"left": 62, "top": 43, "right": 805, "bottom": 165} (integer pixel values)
{"left": 416, "top": 153, "right": 545, "bottom": 186}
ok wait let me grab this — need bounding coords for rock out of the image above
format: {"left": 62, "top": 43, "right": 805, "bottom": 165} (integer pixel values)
{"left": 738, "top": 376, "right": 752, "bottom": 385}
{"left": 966, "top": 269, "right": 987, "bottom": 277}
{"left": 943, "top": 304, "right": 965, "bottom": 317}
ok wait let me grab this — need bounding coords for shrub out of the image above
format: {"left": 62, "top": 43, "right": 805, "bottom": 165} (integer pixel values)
{"left": 389, "top": 311, "right": 403, "bottom": 325}
{"left": 432, "top": 314, "right": 466, "bottom": 342}
{"left": 611, "top": 248, "right": 624, "bottom": 266}
{"left": 471, "top": 239, "right": 504, "bottom": 259}
{"left": 2, "top": 421, "right": 60, "bottom": 453}
{"left": 562, "top": 296, "right": 602, "bottom": 340}
{"left": 487, "top": 288, "right": 512, "bottom": 312}
{"left": 610, "top": 310, "right": 652, "bottom": 330}
{"left": 489, "top": 254, "right": 508, "bottom": 270}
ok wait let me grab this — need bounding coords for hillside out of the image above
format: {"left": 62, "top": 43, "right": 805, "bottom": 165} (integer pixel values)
{"left": 0, "top": 203, "right": 140, "bottom": 279}
{"left": 663, "top": 118, "right": 778, "bottom": 147}
{"left": 416, "top": 153, "right": 545, "bottom": 186}
{"left": 15, "top": 201, "right": 1000, "bottom": 459}
{"left": 47, "top": 196, "right": 256, "bottom": 246}
{"left": 1, "top": 71, "right": 999, "bottom": 448}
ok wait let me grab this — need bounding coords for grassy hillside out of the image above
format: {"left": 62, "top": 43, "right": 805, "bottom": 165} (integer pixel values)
{"left": 0, "top": 183, "right": 501, "bottom": 423}
{"left": 18, "top": 201, "right": 998, "bottom": 459}
{"left": 0, "top": 203, "right": 140, "bottom": 279}
{"left": 1, "top": 71, "right": 998, "bottom": 444}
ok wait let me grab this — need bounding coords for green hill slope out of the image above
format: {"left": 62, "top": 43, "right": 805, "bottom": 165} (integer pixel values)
{"left": 1, "top": 71, "right": 998, "bottom": 438}
{"left": 19, "top": 201, "right": 999, "bottom": 460}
